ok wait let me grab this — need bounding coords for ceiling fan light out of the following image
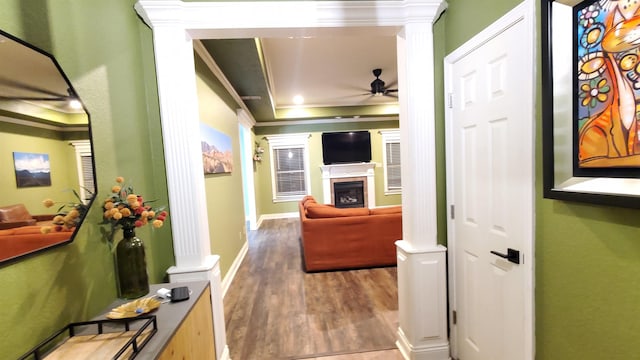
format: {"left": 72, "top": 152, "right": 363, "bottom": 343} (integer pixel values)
{"left": 370, "top": 78, "right": 386, "bottom": 95}
{"left": 69, "top": 99, "right": 82, "bottom": 109}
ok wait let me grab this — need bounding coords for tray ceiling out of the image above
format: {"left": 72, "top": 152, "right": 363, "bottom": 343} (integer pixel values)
{"left": 201, "top": 34, "right": 399, "bottom": 124}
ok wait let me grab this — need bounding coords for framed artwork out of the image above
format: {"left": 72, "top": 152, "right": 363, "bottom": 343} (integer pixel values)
{"left": 574, "top": 0, "right": 640, "bottom": 172}
{"left": 200, "top": 123, "right": 233, "bottom": 174}
{"left": 13, "top": 152, "right": 51, "bottom": 188}
{"left": 542, "top": 0, "right": 640, "bottom": 208}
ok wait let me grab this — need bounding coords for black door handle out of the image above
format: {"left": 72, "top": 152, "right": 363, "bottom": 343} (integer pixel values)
{"left": 490, "top": 248, "right": 520, "bottom": 264}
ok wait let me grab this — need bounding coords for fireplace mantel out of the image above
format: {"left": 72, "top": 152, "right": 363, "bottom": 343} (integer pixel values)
{"left": 320, "top": 163, "right": 376, "bottom": 207}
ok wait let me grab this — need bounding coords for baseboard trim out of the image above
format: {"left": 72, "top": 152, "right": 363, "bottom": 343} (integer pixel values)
{"left": 397, "top": 328, "right": 451, "bottom": 360}
{"left": 256, "top": 212, "right": 299, "bottom": 228}
{"left": 222, "top": 239, "right": 248, "bottom": 299}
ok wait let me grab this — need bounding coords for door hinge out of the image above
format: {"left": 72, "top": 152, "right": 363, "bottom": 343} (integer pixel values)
{"left": 450, "top": 205, "right": 455, "bottom": 220}
{"left": 448, "top": 93, "right": 453, "bottom": 109}
{"left": 452, "top": 310, "right": 457, "bottom": 324}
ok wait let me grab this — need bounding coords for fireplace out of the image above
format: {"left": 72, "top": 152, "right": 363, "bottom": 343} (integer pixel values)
{"left": 321, "top": 163, "right": 376, "bottom": 208}
{"left": 333, "top": 180, "right": 365, "bottom": 208}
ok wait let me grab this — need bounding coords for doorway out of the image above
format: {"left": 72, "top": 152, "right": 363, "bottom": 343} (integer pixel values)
{"left": 135, "top": 1, "right": 449, "bottom": 359}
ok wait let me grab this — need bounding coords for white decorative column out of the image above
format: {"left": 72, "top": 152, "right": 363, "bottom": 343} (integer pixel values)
{"left": 395, "top": 4, "right": 450, "bottom": 360}
{"left": 134, "top": 5, "right": 229, "bottom": 360}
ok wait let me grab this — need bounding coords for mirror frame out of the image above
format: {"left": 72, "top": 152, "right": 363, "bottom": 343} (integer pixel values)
{"left": 0, "top": 29, "right": 97, "bottom": 265}
{"left": 541, "top": 0, "right": 640, "bottom": 209}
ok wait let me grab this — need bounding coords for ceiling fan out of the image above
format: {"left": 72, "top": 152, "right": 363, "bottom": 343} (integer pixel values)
{"left": 368, "top": 68, "right": 397, "bottom": 97}
{"left": 0, "top": 78, "right": 77, "bottom": 102}
{"left": 0, "top": 78, "right": 82, "bottom": 110}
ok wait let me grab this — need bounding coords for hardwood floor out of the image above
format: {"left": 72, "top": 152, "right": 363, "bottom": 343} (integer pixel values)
{"left": 224, "top": 218, "right": 401, "bottom": 360}
{"left": 307, "top": 349, "right": 404, "bottom": 360}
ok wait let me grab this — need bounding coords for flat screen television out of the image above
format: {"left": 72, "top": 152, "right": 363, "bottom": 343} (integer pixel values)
{"left": 321, "top": 131, "right": 372, "bottom": 165}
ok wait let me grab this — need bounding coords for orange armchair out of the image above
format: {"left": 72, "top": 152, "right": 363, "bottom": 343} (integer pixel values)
{"left": 0, "top": 204, "right": 54, "bottom": 230}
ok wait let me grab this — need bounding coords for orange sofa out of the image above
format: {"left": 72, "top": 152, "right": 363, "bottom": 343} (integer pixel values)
{"left": 298, "top": 196, "right": 402, "bottom": 272}
{"left": 0, "top": 226, "right": 73, "bottom": 261}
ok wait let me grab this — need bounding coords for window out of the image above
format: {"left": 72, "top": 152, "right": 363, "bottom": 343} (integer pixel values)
{"left": 266, "top": 134, "right": 311, "bottom": 202}
{"left": 70, "top": 140, "right": 95, "bottom": 203}
{"left": 380, "top": 130, "right": 401, "bottom": 194}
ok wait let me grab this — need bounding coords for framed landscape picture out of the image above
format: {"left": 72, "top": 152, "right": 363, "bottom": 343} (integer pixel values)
{"left": 13, "top": 152, "right": 51, "bottom": 188}
{"left": 200, "top": 123, "right": 233, "bottom": 174}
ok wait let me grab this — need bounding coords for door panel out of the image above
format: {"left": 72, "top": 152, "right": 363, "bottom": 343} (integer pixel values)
{"left": 450, "top": 16, "right": 531, "bottom": 360}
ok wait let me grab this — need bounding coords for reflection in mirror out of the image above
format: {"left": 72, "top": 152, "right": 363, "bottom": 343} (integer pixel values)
{"left": 0, "top": 29, "right": 96, "bottom": 264}
{"left": 542, "top": 0, "right": 640, "bottom": 208}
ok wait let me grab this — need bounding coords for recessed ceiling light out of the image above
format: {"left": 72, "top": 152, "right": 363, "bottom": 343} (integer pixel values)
{"left": 69, "top": 99, "right": 82, "bottom": 109}
{"left": 293, "top": 95, "right": 304, "bottom": 105}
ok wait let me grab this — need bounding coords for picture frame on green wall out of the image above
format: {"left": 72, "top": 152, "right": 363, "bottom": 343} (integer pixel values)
{"left": 200, "top": 122, "right": 233, "bottom": 174}
{"left": 542, "top": 0, "right": 640, "bottom": 208}
{"left": 13, "top": 152, "right": 51, "bottom": 188}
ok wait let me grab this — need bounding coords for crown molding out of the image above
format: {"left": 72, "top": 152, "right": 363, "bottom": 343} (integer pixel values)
{"left": 255, "top": 115, "right": 398, "bottom": 127}
{"left": 135, "top": 0, "right": 448, "bottom": 37}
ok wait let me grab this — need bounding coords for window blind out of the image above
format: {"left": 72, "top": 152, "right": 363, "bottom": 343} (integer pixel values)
{"left": 275, "top": 147, "right": 306, "bottom": 196}
{"left": 81, "top": 155, "right": 95, "bottom": 199}
{"left": 386, "top": 142, "right": 402, "bottom": 189}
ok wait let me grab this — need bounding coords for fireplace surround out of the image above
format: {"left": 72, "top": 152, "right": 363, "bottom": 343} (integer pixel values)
{"left": 321, "top": 163, "right": 375, "bottom": 208}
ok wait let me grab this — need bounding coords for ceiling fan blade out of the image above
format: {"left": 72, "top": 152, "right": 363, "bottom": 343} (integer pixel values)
{"left": 0, "top": 95, "right": 69, "bottom": 101}
{"left": 322, "top": 94, "right": 372, "bottom": 103}
{"left": 385, "top": 89, "right": 398, "bottom": 93}
{"left": 384, "top": 93, "right": 398, "bottom": 98}
{"left": 0, "top": 78, "right": 71, "bottom": 99}
{"left": 358, "top": 94, "right": 375, "bottom": 103}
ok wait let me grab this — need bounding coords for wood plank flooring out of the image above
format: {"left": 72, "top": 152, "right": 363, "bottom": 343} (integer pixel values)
{"left": 224, "top": 218, "right": 401, "bottom": 360}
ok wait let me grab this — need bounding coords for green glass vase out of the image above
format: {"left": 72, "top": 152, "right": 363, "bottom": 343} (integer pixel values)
{"left": 115, "top": 227, "right": 149, "bottom": 299}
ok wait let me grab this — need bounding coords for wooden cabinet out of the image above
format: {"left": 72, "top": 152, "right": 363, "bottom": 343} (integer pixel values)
{"left": 158, "top": 285, "right": 215, "bottom": 359}
{"left": 20, "top": 281, "right": 216, "bottom": 359}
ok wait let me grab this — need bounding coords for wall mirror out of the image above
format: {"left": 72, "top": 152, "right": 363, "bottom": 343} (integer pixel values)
{"left": 542, "top": 0, "right": 640, "bottom": 208}
{"left": 0, "top": 29, "right": 96, "bottom": 264}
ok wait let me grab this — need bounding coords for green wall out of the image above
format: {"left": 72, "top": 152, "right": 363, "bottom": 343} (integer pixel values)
{"left": 254, "top": 121, "right": 402, "bottom": 216}
{"left": 439, "top": 0, "right": 640, "bottom": 359}
{"left": 195, "top": 54, "right": 248, "bottom": 277}
{"left": 2, "top": 1, "right": 637, "bottom": 359}
{"left": 0, "top": 123, "right": 83, "bottom": 215}
{"left": 0, "top": 1, "right": 174, "bottom": 358}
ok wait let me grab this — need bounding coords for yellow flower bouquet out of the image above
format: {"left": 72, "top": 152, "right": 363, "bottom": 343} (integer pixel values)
{"left": 102, "top": 176, "right": 168, "bottom": 231}
{"left": 42, "top": 189, "right": 92, "bottom": 234}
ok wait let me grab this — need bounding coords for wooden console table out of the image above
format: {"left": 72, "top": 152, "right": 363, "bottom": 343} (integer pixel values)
{"left": 39, "top": 281, "right": 215, "bottom": 359}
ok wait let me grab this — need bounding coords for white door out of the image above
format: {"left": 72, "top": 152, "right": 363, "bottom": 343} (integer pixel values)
{"left": 445, "top": 2, "right": 534, "bottom": 360}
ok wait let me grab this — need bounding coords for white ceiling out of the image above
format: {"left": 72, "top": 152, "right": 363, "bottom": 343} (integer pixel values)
{"left": 202, "top": 33, "right": 400, "bottom": 122}
{"left": 261, "top": 35, "right": 399, "bottom": 110}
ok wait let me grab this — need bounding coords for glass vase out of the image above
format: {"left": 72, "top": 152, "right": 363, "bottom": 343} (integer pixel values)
{"left": 115, "top": 227, "right": 149, "bottom": 299}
